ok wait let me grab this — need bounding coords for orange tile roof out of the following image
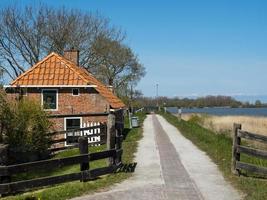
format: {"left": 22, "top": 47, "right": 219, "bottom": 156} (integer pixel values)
{"left": 11, "top": 52, "right": 126, "bottom": 109}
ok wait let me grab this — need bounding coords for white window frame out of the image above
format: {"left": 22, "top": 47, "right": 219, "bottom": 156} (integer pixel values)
{"left": 41, "top": 89, "right": 58, "bottom": 111}
{"left": 72, "top": 88, "right": 80, "bottom": 96}
{"left": 64, "top": 117, "right": 82, "bottom": 146}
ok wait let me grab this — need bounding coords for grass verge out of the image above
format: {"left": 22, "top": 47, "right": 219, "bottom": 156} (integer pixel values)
{"left": 3, "top": 112, "right": 146, "bottom": 200}
{"left": 160, "top": 111, "right": 267, "bottom": 200}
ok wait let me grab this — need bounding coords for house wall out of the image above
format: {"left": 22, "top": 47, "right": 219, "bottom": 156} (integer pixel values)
{"left": 31, "top": 87, "right": 109, "bottom": 115}
{"left": 6, "top": 87, "right": 124, "bottom": 147}
{"left": 6, "top": 87, "right": 110, "bottom": 130}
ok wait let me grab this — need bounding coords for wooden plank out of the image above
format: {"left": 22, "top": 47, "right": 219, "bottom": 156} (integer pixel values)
{"left": 237, "top": 145, "right": 267, "bottom": 160}
{"left": 79, "top": 137, "right": 89, "bottom": 177}
{"left": 116, "top": 149, "right": 123, "bottom": 158}
{"left": 50, "top": 138, "right": 67, "bottom": 144}
{"left": 238, "top": 130, "right": 267, "bottom": 143}
{"left": 0, "top": 166, "right": 9, "bottom": 176}
{"left": 107, "top": 114, "right": 116, "bottom": 166}
{"left": 232, "top": 123, "right": 241, "bottom": 175}
{"left": 90, "top": 166, "right": 116, "bottom": 178}
{"left": 115, "top": 122, "right": 124, "bottom": 130}
{"left": 50, "top": 140, "right": 106, "bottom": 152}
{"left": 0, "top": 149, "right": 117, "bottom": 176}
{"left": 236, "top": 161, "right": 267, "bottom": 175}
{"left": 0, "top": 154, "right": 89, "bottom": 176}
{"left": 89, "top": 150, "right": 116, "bottom": 161}
{"left": 49, "top": 144, "right": 79, "bottom": 152}
{"left": 0, "top": 171, "right": 84, "bottom": 194}
{"left": 50, "top": 133, "right": 106, "bottom": 144}
{"left": 48, "top": 112, "right": 109, "bottom": 118}
{"left": 48, "top": 125, "right": 106, "bottom": 136}
{"left": 115, "top": 136, "right": 123, "bottom": 146}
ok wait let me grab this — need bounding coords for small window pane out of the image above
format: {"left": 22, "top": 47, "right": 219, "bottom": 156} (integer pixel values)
{"left": 43, "top": 90, "right": 57, "bottom": 110}
{"left": 72, "top": 88, "right": 79, "bottom": 96}
{"left": 66, "top": 118, "right": 81, "bottom": 145}
{"left": 66, "top": 119, "right": 80, "bottom": 129}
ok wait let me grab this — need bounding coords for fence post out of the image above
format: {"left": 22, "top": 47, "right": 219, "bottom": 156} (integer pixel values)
{"left": 0, "top": 144, "right": 11, "bottom": 187}
{"left": 79, "top": 136, "right": 89, "bottom": 174}
{"left": 115, "top": 122, "right": 123, "bottom": 165}
{"left": 107, "top": 113, "right": 116, "bottom": 166}
{"left": 232, "top": 123, "right": 241, "bottom": 175}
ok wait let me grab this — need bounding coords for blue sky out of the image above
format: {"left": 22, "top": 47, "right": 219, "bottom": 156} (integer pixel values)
{"left": 1, "top": 0, "right": 267, "bottom": 101}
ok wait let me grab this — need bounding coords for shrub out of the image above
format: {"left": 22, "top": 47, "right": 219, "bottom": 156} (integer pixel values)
{"left": 0, "top": 91, "right": 52, "bottom": 162}
{"left": 188, "top": 114, "right": 203, "bottom": 124}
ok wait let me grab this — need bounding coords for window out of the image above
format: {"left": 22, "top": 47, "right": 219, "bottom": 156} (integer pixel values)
{"left": 42, "top": 89, "right": 58, "bottom": 110}
{"left": 72, "top": 88, "right": 79, "bottom": 96}
{"left": 65, "top": 118, "right": 81, "bottom": 145}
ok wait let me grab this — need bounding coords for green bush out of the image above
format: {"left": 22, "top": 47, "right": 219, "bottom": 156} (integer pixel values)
{"left": 188, "top": 114, "right": 203, "bottom": 124}
{"left": 0, "top": 91, "right": 52, "bottom": 159}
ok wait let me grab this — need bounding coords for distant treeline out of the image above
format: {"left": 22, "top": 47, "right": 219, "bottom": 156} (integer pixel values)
{"left": 133, "top": 95, "right": 266, "bottom": 108}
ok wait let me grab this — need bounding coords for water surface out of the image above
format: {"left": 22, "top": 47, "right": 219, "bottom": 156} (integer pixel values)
{"left": 167, "top": 107, "right": 267, "bottom": 117}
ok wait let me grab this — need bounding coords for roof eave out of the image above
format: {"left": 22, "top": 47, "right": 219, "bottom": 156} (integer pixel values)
{"left": 4, "top": 85, "right": 97, "bottom": 88}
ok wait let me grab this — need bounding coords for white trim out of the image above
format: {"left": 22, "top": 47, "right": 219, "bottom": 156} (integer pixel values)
{"left": 110, "top": 108, "right": 124, "bottom": 111}
{"left": 72, "top": 88, "right": 80, "bottom": 96}
{"left": 4, "top": 85, "right": 97, "bottom": 88}
{"left": 64, "top": 117, "right": 82, "bottom": 147}
{"left": 41, "top": 89, "right": 58, "bottom": 111}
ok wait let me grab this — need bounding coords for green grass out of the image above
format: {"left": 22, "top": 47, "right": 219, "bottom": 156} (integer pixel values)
{"left": 160, "top": 111, "right": 267, "bottom": 200}
{"left": 3, "top": 112, "right": 146, "bottom": 200}
{"left": 12, "top": 145, "right": 107, "bottom": 181}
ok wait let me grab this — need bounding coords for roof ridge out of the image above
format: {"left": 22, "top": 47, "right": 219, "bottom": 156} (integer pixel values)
{"left": 11, "top": 52, "right": 57, "bottom": 85}
{"left": 52, "top": 53, "right": 90, "bottom": 85}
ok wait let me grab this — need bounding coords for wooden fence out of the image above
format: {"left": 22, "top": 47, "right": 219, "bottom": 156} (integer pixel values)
{"left": 232, "top": 123, "right": 267, "bottom": 176}
{"left": 0, "top": 113, "right": 124, "bottom": 195}
{"left": 48, "top": 123, "right": 107, "bottom": 152}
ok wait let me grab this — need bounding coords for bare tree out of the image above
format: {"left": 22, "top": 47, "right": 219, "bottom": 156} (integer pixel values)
{"left": 0, "top": 68, "right": 3, "bottom": 85}
{"left": 0, "top": 5, "right": 47, "bottom": 78}
{"left": 0, "top": 4, "right": 145, "bottom": 97}
{"left": 0, "top": 5, "right": 125, "bottom": 79}
{"left": 87, "top": 35, "right": 145, "bottom": 94}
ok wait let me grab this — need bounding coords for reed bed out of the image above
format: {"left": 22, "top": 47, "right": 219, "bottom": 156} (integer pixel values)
{"left": 180, "top": 113, "right": 267, "bottom": 149}
{"left": 181, "top": 114, "right": 267, "bottom": 136}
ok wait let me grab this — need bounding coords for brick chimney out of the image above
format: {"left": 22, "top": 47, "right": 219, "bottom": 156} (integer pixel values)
{"left": 64, "top": 49, "right": 79, "bottom": 66}
{"left": 106, "top": 85, "right": 114, "bottom": 93}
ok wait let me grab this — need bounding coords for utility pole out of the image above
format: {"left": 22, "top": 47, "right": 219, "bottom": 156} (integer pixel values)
{"left": 130, "top": 84, "right": 133, "bottom": 112}
{"left": 129, "top": 84, "right": 133, "bottom": 129}
{"left": 156, "top": 84, "right": 159, "bottom": 111}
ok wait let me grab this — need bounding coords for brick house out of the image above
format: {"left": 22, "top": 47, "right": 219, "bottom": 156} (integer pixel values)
{"left": 4, "top": 50, "right": 125, "bottom": 146}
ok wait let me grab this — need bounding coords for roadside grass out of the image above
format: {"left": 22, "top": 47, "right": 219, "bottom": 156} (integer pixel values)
{"left": 160, "top": 111, "right": 267, "bottom": 200}
{"left": 12, "top": 145, "right": 107, "bottom": 181}
{"left": 3, "top": 112, "right": 145, "bottom": 200}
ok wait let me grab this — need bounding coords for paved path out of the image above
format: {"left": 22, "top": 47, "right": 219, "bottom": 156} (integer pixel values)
{"left": 72, "top": 114, "right": 242, "bottom": 200}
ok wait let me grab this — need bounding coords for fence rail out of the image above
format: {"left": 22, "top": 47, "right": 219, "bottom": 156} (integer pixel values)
{"left": 231, "top": 123, "right": 267, "bottom": 176}
{"left": 0, "top": 165, "right": 117, "bottom": 195}
{"left": 48, "top": 124, "right": 106, "bottom": 136}
{"left": 0, "top": 113, "right": 124, "bottom": 195}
